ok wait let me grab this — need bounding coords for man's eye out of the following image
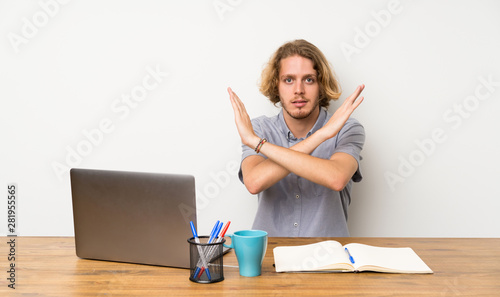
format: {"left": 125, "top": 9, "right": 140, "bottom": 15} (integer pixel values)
{"left": 305, "top": 78, "right": 315, "bottom": 83}
{"left": 285, "top": 78, "right": 293, "bottom": 83}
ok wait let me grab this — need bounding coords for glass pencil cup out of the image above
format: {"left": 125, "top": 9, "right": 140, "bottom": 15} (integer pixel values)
{"left": 188, "top": 236, "right": 225, "bottom": 283}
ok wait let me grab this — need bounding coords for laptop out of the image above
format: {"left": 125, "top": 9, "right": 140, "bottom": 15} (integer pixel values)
{"left": 70, "top": 168, "right": 197, "bottom": 268}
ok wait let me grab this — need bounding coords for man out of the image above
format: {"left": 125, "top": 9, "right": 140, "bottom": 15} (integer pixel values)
{"left": 228, "top": 39, "right": 365, "bottom": 237}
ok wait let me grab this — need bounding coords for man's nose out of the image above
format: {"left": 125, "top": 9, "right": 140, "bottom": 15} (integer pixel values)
{"left": 294, "top": 81, "right": 305, "bottom": 95}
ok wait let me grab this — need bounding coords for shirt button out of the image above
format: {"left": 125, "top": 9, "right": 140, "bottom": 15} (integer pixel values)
{"left": 295, "top": 194, "right": 300, "bottom": 199}
{"left": 294, "top": 223, "right": 298, "bottom": 227}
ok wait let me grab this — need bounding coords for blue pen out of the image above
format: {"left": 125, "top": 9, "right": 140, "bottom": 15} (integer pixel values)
{"left": 345, "top": 247, "right": 355, "bottom": 264}
{"left": 195, "top": 220, "right": 220, "bottom": 279}
{"left": 207, "top": 220, "right": 221, "bottom": 243}
{"left": 206, "top": 221, "right": 231, "bottom": 261}
{"left": 190, "top": 221, "right": 211, "bottom": 281}
{"left": 205, "top": 221, "right": 224, "bottom": 261}
{"left": 195, "top": 220, "right": 224, "bottom": 278}
{"left": 195, "top": 220, "right": 225, "bottom": 277}
{"left": 209, "top": 221, "right": 223, "bottom": 243}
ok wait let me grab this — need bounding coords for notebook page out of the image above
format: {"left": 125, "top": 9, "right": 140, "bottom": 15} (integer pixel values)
{"left": 274, "top": 241, "right": 352, "bottom": 272}
{"left": 344, "top": 243, "right": 433, "bottom": 273}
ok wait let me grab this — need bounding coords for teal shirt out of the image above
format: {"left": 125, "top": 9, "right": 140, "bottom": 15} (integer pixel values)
{"left": 238, "top": 108, "right": 365, "bottom": 237}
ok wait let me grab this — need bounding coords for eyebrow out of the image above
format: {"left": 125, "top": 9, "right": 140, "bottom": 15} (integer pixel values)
{"left": 280, "top": 73, "right": 318, "bottom": 79}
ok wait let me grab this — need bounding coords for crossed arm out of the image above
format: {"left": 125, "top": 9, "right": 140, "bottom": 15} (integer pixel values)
{"left": 228, "top": 85, "right": 365, "bottom": 194}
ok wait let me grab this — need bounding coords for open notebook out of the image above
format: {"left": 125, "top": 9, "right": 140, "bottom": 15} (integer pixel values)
{"left": 273, "top": 240, "right": 433, "bottom": 274}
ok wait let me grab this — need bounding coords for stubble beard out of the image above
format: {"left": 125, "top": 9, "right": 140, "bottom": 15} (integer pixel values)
{"left": 282, "top": 96, "right": 320, "bottom": 120}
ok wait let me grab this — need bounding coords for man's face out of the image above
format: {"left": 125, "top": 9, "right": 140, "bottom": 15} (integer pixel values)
{"left": 278, "top": 55, "right": 320, "bottom": 121}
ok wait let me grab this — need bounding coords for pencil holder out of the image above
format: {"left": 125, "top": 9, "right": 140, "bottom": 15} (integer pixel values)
{"left": 188, "top": 236, "right": 225, "bottom": 283}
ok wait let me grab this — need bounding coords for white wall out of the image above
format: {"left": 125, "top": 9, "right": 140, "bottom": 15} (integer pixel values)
{"left": 1, "top": 0, "right": 499, "bottom": 237}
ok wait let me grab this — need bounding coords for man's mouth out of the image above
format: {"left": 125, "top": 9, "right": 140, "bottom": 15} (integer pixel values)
{"left": 292, "top": 99, "right": 308, "bottom": 108}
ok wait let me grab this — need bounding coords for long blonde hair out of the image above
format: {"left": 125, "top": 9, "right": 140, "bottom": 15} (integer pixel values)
{"left": 259, "top": 39, "right": 341, "bottom": 108}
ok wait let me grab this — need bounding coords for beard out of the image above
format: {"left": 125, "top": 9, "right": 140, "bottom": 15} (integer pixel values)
{"left": 282, "top": 96, "right": 320, "bottom": 120}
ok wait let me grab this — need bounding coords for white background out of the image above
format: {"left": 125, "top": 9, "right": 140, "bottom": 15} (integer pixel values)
{"left": 1, "top": 0, "right": 499, "bottom": 237}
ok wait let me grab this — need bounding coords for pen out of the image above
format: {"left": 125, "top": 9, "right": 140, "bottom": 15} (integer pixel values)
{"left": 345, "top": 247, "right": 355, "bottom": 264}
{"left": 190, "top": 221, "right": 212, "bottom": 281}
{"left": 194, "top": 220, "right": 221, "bottom": 279}
{"left": 204, "top": 221, "right": 231, "bottom": 263}
{"left": 196, "top": 221, "right": 223, "bottom": 278}
{"left": 208, "top": 221, "right": 222, "bottom": 244}
{"left": 218, "top": 221, "right": 231, "bottom": 240}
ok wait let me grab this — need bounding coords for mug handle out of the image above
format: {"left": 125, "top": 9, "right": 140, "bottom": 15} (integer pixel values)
{"left": 223, "top": 234, "right": 233, "bottom": 249}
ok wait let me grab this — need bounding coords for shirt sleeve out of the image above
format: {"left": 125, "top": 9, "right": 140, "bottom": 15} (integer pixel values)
{"left": 333, "top": 118, "right": 365, "bottom": 182}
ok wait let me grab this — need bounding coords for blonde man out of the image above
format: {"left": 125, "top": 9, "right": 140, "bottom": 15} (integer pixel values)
{"left": 228, "top": 39, "right": 365, "bottom": 236}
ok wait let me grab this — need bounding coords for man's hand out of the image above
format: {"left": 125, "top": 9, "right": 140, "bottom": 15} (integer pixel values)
{"left": 228, "top": 87, "right": 261, "bottom": 149}
{"left": 318, "top": 84, "right": 365, "bottom": 140}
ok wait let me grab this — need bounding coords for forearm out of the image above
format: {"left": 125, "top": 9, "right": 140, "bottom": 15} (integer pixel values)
{"left": 242, "top": 131, "right": 329, "bottom": 193}
{"left": 257, "top": 140, "right": 354, "bottom": 191}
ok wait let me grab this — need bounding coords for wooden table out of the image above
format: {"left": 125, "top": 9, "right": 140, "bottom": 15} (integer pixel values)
{"left": 1, "top": 237, "right": 499, "bottom": 296}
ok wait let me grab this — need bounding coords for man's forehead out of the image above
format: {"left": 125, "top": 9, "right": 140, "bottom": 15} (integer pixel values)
{"left": 279, "top": 55, "right": 316, "bottom": 72}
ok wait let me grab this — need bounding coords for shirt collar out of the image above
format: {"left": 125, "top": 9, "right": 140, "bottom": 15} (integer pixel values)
{"left": 278, "top": 107, "right": 327, "bottom": 141}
